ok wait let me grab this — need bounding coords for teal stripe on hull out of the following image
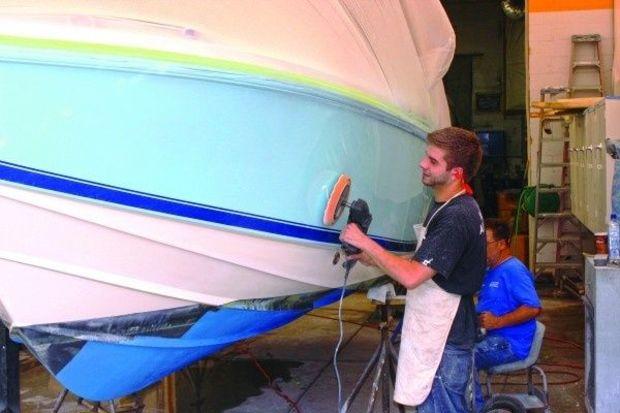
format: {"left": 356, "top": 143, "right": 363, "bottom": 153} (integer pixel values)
{"left": 0, "top": 46, "right": 430, "bottom": 243}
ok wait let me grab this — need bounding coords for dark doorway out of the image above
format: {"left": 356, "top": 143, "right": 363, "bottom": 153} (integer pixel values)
{"left": 443, "top": 54, "right": 474, "bottom": 129}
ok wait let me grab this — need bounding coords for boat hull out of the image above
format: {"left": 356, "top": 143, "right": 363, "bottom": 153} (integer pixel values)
{"left": 1, "top": 179, "right": 363, "bottom": 399}
{"left": 0, "top": 36, "right": 431, "bottom": 400}
{"left": 0, "top": 183, "right": 383, "bottom": 327}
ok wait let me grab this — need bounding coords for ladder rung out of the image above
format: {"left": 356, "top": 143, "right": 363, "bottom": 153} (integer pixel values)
{"left": 536, "top": 240, "right": 581, "bottom": 250}
{"left": 559, "top": 231, "right": 582, "bottom": 237}
{"left": 538, "top": 115, "right": 566, "bottom": 121}
{"left": 561, "top": 277, "right": 585, "bottom": 296}
{"left": 563, "top": 273, "right": 585, "bottom": 281}
{"left": 540, "top": 162, "right": 570, "bottom": 167}
{"left": 537, "top": 212, "right": 574, "bottom": 218}
{"left": 541, "top": 117, "right": 566, "bottom": 124}
{"left": 571, "top": 86, "right": 603, "bottom": 91}
{"left": 537, "top": 186, "right": 570, "bottom": 193}
{"left": 540, "top": 86, "right": 570, "bottom": 95}
{"left": 572, "top": 61, "right": 600, "bottom": 68}
{"left": 536, "top": 262, "right": 583, "bottom": 269}
{"left": 537, "top": 235, "right": 581, "bottom": 243}
{"left": 572, "top": 34, "right": 601, "bottom": 42}
{"left": 536, "top": 239, "right": 582, "bottom": 253}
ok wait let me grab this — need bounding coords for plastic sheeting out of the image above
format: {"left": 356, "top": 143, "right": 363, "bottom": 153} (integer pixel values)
{"left": 12, "top": 284, "right": 374, "bottom": 400}
{"left": 14, "top": 305, "right": 303, "bottom": 400}
{"left": 0, "top": 0, "right": 454, "bottom": 129}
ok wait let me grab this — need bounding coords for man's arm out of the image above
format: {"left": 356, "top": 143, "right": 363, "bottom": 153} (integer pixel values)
{"left": 340, "top": 223, "right": 436, "bottom": 289}
{"left": 479, "top": 305, "right": 542, "bottom": 330}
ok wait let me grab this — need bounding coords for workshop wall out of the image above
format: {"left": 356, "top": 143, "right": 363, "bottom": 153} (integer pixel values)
{"left": 528, "top": 0, "right": 613, "bottom": 186}
{"left": 527, "top": 0, "right": 614, "bottom": 264}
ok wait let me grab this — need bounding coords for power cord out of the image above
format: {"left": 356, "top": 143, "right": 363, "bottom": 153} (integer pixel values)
{"left": 333, "top": 260, "right": 353, "bottom": 412}
{"left": 330, "top": 198, "right": 372, "bottom": 412}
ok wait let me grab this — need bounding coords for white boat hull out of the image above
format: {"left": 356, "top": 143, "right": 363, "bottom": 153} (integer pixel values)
{"left": 0, "top": 183, "right": 382, "bottom": 327}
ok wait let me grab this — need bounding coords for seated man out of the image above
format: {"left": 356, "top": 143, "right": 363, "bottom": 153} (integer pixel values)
{"left": 476, "top": 219, "right": 542, "bottom": 370}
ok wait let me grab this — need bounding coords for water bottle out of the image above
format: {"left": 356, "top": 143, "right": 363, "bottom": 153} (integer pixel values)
{"left": 609, "top": 214, "right": 620, "bottom": 265}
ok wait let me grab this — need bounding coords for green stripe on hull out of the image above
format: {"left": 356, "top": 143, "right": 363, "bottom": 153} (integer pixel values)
{"left": 0, "top": 34, "right": 431, "bottom": 131}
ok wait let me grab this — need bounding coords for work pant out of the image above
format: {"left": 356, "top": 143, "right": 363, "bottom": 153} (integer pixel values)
{"left": 416, "top": 344, "right": 475, "bottom": 413}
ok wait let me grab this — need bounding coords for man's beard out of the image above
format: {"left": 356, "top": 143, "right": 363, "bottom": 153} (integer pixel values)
{"left": 422, "top": 172, "right": 450, "bottom": 187}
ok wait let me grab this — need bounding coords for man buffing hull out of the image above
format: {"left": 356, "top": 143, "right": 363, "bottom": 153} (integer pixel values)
{"left": 340, "top": 127, "right": 486, "bottom": 412}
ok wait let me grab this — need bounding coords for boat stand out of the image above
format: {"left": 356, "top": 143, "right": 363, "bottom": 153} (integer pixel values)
{"left": 52, "top": 388, "right": 145, "bottom": 413}
{"left": 339, "top": 296, "right": 406, "bottom": 413}
{"left": 0, "top": 325, "right": 19, "bottom": 413}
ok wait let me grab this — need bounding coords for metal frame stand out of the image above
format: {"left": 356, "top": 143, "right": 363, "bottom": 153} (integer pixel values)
{"left": 0, "top": 325, "right": 19, "bottom": 413}
{"left": 52, "top": 388, "right": 145, "bottom": 413}
{"left": 340, "top": 298, "right": 405, "bottom": 413}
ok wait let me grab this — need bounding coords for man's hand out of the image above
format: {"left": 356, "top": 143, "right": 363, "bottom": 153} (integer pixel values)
{"left": 339, "top": 223, "right": 371, "bottom": 250}
{"left": 479, "top": 306, "right": 541, "bottom": 331}
{"left": 478, "top": 311, "right": 503, "bottom": 330}
{"left": 346, "top": 251, "right": 377, "bottom": 267}
{"left": 339, "top": 225, "right": 437, "bottom": 290}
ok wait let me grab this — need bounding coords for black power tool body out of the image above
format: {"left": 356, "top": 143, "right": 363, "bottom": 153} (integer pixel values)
{"left": 341, "top": 199, "right": 372, "bottom": 257}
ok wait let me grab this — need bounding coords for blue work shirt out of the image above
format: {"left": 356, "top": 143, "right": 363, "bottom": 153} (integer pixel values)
{"left": 476, "top": 257, "right": 541, "bottom": 359}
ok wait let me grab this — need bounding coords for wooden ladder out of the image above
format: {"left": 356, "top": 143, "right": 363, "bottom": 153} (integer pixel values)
{"left": 569, "top": 34, "right": 603, "bottom": 98}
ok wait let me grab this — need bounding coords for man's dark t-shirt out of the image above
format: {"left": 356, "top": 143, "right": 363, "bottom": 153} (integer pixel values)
{"left": 413, "top": 194, "right": 486, "bottom": 347}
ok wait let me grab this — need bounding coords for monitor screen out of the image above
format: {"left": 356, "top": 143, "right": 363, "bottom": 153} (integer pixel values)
{"left": 476, "top": 130, "right": 505, "bottom": 157}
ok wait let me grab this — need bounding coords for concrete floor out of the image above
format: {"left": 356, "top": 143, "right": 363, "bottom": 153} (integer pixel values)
{"left": 19, "top": 281, "right": 586, "bottom": 412}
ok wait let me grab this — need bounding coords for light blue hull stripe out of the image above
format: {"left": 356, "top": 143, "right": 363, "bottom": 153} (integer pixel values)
{"left": 0, "top": 46, "right": 429, "bottom": 138}
{"left": 0, "top": 160, "right": 414, "bottom": 251}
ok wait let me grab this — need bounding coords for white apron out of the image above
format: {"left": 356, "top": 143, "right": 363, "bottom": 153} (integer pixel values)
{"left": 393, "top": 191, "right": 465, "bottom": 407}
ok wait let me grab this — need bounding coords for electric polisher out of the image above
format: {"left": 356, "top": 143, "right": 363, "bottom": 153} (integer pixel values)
{"left": 323, "top": 174, "right": 372, "bottom": 260}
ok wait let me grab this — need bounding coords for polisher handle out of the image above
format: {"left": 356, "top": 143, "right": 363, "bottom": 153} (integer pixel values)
{"left": 342, "top": 199, "right": 372, "bottom": 256}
